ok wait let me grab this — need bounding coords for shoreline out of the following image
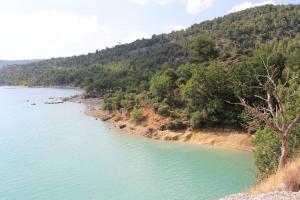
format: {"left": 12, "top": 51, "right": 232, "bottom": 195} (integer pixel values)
{"left": 0, "top": 85, "right": 82, "bottom": 89}
{"left": 79, "top": 97, "right": 253, "bottom": 152}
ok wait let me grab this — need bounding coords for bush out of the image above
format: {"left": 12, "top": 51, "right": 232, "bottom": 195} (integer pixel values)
{"left": 190, "top": 111, "right": 208, "bottom": 129}
{"left": 157, "top": 104, "right": 171, "bottom": 117}
{"left": 253, "top": 126, "right": 300, "bottom": 180}
{"left": 130, "top": 108, "right": 144, "bottom": 124}
{"left": 252, "top": 128, "right": 281, "bottom": 180}
{"left": 166, "top": 119, "right": 186, "bottom": 130}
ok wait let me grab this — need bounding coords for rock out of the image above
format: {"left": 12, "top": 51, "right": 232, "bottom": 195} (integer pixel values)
{"left": 159, "top": 125, "right": 166, "bottom": 131}
{"left": 163, "top": 134, "right": 180, "bottom": 141}
{"left": 147, "top": 128, "right": 156, "bottom": 134}
{"left": 183, "top": 133, "right": 193, "bottom": 142}
{"left": 145, "top": 128, "right": 157, "bottom": 138}
{"left": 119, "top": 124, "right": 126, "bottom": 129}
{"left": 101, "top": 116, "right": 112, "bottom": 121}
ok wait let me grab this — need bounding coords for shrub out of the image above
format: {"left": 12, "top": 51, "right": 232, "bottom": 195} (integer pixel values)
{"left": 120, "top": 98, "right": 135, "bottom": 109}
{"left": 130, "top": 108, "right": 144, "bottom": 124}
{"left": 253, "top": 126, "right": 300, "bottom": 180}
{"left": 252, "top": 128, "right": 281, "bottom": 180}
{"left": 157, "top": 104, "right": 170, "bottom": 117}
{"left": 190, "top": 111, "right": 208, "bottom": 129}
{"left": 150, "top": 73, "right": 173, "bottom": 101}
{"left": 153, "top": 102, "right": 160, "bottom": 112}
{"left": 166, "top": 119, "right": 186, "bottom": 130}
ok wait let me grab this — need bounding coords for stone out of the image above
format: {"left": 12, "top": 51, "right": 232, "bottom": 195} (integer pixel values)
{"left": 119, "top": 124, "right": 126, "bottom": 129}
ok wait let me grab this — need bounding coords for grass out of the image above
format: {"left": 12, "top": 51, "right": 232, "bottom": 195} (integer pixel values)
{"left": 251, "top": 156, "right": 300, "bottom": 193}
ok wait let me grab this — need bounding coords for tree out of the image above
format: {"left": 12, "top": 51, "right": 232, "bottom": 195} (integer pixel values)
{"left": 237, "top": 58, "right": 300, "bottom": 171}
{"left": 150, "top": 73, "right": 173, "bottom": 101}
{"left": 189, "top": 35, "right": 218, "bottom": 63}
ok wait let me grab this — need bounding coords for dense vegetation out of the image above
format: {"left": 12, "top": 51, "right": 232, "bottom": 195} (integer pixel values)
{"left": 0, "top": 4, "right": 300, "bottom": 179}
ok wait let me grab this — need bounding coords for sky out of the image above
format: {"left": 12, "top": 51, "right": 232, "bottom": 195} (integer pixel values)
{"left": 0, "top": 0, "right": 298, "bottom": 60}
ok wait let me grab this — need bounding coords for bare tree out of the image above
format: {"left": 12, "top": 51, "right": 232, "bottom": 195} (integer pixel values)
{"left": 237, "top": 57, "right": 300, "bottom": 171}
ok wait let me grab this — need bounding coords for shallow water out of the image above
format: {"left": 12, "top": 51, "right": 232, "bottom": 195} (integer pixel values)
{"left": 0, "top": 87, "right": 255, "bottom": 200}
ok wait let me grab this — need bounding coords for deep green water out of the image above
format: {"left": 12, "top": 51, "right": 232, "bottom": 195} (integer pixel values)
{"left": 0, "top": 87, "right": 255, "bottom": 200}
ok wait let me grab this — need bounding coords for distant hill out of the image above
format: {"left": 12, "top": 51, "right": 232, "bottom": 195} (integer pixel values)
{"left": 0, "top": 60, "right": 40, "bottom": 68}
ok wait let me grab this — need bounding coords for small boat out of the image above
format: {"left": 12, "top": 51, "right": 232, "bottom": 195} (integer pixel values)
{"left": 31, "top": 103, "right": 36, "bottom": 106}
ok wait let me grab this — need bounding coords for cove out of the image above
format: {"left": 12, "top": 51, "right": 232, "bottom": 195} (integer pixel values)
{"left": 0, "top": 87, "right": 255, "bottom": 200}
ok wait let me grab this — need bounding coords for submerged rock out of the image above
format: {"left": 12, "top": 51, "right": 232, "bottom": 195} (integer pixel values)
{"left": 101, "top": 116, "right": 112, "bottom": 121}
{"left": 145, "top": 128, "right": 157, "bottom": 138}
{"left": 119, "top": 124, "right": 126, "bottom": 129}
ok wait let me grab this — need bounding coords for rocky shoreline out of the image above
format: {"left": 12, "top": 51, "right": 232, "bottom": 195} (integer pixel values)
{"left": 85, "top": 107, "right": 253, "bottom": 152}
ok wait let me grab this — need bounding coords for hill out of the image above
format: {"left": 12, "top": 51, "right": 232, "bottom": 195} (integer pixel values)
{"left": 0, "top": 4, "right": 299, "bottom": 88}
{"left": 0, "top": 59, "right": 40, "bottom": 68}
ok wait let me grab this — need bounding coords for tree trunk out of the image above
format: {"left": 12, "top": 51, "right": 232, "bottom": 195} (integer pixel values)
{"left": 277, "top": 137, "right": 289, "bottom": 171}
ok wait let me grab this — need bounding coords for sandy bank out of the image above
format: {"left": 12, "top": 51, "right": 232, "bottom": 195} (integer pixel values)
{"left": 86, "top": 108, "right": 253, "bottom": 152}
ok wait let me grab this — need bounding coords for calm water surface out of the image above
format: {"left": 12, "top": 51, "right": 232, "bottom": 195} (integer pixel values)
{"left": 0, "top": 87, "right": 255, "bottom": 200}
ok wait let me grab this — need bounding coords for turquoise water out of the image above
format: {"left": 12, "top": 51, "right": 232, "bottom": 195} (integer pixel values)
{"left": 0, "top": 87, "right": 255, "bottom": 200}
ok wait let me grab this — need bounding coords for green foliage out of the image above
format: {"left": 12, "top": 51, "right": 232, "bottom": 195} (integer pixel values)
{"left": 166, "top": 119, "right": 186, "bottom": 130}
{"left": 286, "top": 49, "right": 300, "bottom": 72}
{"left": 252, "top": 79, "right": 300, "bottom": 179}
{"left": 189, "top": 35, "right": 218, "bottom": 63}
{"left": 182, "top": 65, "right": 234, "bottom": 126}
{"left": 102, "top": 90, "right": 144, "bottom": 110}
{"left": 157, "top": 103, "right": 171, "bottom": 117}
{"left": 190, "top": 111, "right": 208, "bottom": 129}
{"left": 253, "top": 126, "right": 300, "bottom": 180}
{"left": 252, "top": 128, "right": 282, "bottom": 180}
{"left": 150, "top": 73, "right": 173, "bottom": 101}
{"left": 130, "top": 108, "right": 144, "bottom": 123}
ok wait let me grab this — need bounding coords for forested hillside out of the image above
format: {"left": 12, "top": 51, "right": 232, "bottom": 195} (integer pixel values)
{"left": 0, "top": 4, "right": 300, "bottom": 179}
{"left": 0, "top": 4, "right": 299, "bottom": 89}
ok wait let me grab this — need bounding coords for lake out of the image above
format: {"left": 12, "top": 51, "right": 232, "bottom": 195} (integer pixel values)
{"left": 0, "top": 87, "right": 255, "bottom": 200}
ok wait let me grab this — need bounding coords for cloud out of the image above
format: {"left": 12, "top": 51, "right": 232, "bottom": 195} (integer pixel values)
{"left": 0, "top": 10, "right": 111, "bottom": 59}
{"left": 126, "top": 0, "right": 176, "bottom": 5}
{"left": 185, "top": 0, "right": 214, "bottom": 14}
{"left": 165, "top": 24, "right": 186, "bottom": 31}
{"left": 127, "top": 0, "right": 215, "bottom": 14}
{"left": 230, "top": 0, "right": 277, "bottom": 13}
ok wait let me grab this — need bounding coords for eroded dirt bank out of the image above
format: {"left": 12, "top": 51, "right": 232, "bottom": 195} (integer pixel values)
{"left": 86, "top": 108, "right": 253, "bottom": 152}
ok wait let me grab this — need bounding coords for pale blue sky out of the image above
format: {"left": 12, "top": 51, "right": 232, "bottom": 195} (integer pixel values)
{"left": 0, "top": 0, "right": 298, "bottom": 60}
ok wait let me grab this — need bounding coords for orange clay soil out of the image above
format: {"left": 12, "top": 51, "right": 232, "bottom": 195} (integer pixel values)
{"left": 86, "top": 107, "right": 253, "bottom": 152}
